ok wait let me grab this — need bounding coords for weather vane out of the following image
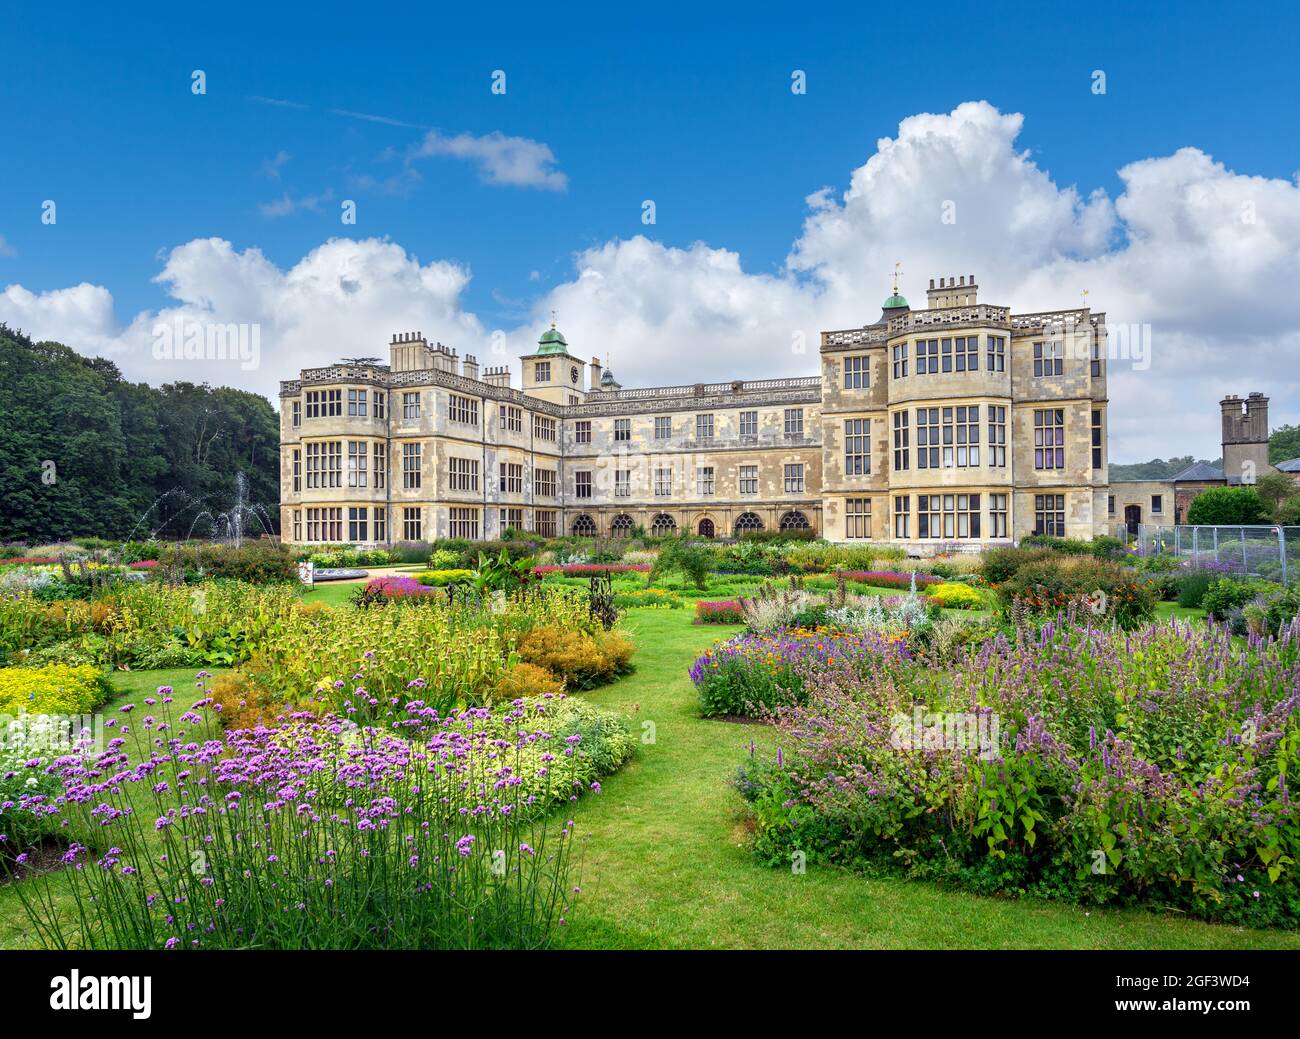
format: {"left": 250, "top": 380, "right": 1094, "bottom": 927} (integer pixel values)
{"left": 892, "top": 261, "right": 903, "bottom": 294}
{"left": 550, "top": 308, "right": 557, "bottom": 329}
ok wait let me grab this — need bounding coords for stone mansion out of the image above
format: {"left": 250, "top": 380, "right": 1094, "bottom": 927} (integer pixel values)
{"left": 278, "top": 275, "right": 1112, "bottom": 548}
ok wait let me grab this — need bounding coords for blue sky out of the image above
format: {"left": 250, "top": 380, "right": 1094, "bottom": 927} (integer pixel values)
{"left": 2, "top": 1, "right": 1299, "bottom": 461}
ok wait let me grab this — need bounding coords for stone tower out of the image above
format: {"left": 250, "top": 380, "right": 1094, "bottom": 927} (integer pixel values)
{"left": 1221, "top": 392, "right": 1273, "bottom": 484}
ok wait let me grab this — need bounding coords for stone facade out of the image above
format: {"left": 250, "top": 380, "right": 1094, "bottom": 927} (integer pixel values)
{"left": 278, "top": 276, "right": 1111, "bottom": 547}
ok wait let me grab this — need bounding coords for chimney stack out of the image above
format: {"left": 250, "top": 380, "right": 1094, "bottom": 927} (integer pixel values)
{"left": 462, "top": 354, "right": 480, "bottom": 381}
{"left": 589, "top": 355, "right": 603, "bottom": 392}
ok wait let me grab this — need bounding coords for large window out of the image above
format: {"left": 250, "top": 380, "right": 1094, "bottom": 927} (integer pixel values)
{"left": 373, "top": 443, "right": 387, "bottom": 489}
{"left": 347, "top": 388, "right": 367, "bottom": 417}
{"left": 784, "top": 463, "right": 804, "bottom": 494}
{"left": 650, "top": 513, "right": 677, "bottom": 536}
{"left": 499, "top": 462, "right": 523, "bottom": 494}
{"left": 450, "top": 394, "right": 479, "bottom": 426}
{"left": 373, "top": 507, "right": 386, "bottom": 543}
{"left": 655, "top": 416, "right": 672, "bottom": 439}
{"left": 502, "top": 405, "right": 523, "bottom": 434}
{"left": 306, "top": 389, "right": 341, "bottom": 418}
{"left": 291, "top": 400, "right": 301, "bottom": 427}
{"left": 1034, "top": 494, "right": 1066, "bottom": 536}
{"left": 499, "top": 508, "right": 525, "bottom": 532}
{"left": 739, "top": 465, "right": 758, "bottom": 495}
{"left": 916, "top": 408, "right": 940, "bottom": 469}
{"left": 918, "top": 493, "right": 981, "bottom": 539}
{"left": 989, "top": 493, "right": 1008, "bottom": 538}
{"left": 535, "top": 362, "right": 551, "bottom": 383}
{"left": 402, "top": 392, "right": 421, "bottom": 420}
{"left": 292, "top": 449, "right": 301, "bottom": 492}
{"left": 575, "top": 471, "right": 592, "bottom": 499}
{"left": 916, "top": 407, "right": 980, "bottom": 468}
{"left": 988, "top": 406, "right": 1007, "bottom": 467}
{"left": 987, "top": 335, "right": 1006, "bottom": 372}
{"left": 572, "top": 514, "right": 597, "bottom": 537}
{"left": 893, "top": 495, "right": 910, "bottom": 538}
{"left": 1033, "top": 341, "right": 1063, "bottom": 377}
{"left": 614, "top": 470, "right": 631, "bottom": 497}
{"left": 1091, "top": 409, "right": 1104, "bottom": 469}
{"left": 952, "top": 405, "right": 980, "bottom": 467}
{"left": 938, "top": 336, "right": 979, "bottom": 373}
{"left": 610, "top": 514, "right": 634, "bottom": 538}
{"left": 780, "top": 511, "right": 810, "bottom": 531}
{"left": 449, "top": 507, "right": 479, "bottom": 539}
{"left": 614, "top": 418, "right": 631, "bottom": 442}
{"left": 734, "top": 512, "right": 764, "bottom": 535}
{"left": 292, "top": 509, "right": 301, "bottom": 541}
{"left": 347, "top": 441, "right": 368, "bottom": 487}
{"left": 533, "top": 415, "right": 556, "bottom": 441}
{"left": 402, "top": 442, "right": 422, "bottom": 489}
{"left": 448, "top": 457, "right": 479, "bottom": 492}
{"left": 697, "top": 466, "right": 715, "bottom": 496}
{"left": 892, "top": 343, "right": 908, "bottom": 379}
{"left": 892, "top": 411, "right": 909, "bottom": 471}
{"left": 306, "top": 507, "right": 343, "bottom": 542}
{"left": 374, "top": 392, "right": 386, "bottom": 420}
{"left": 843, "top": 356, "right": 869, "bottom": 389}
{"left": 402, "top": 507, "right": 422, "bottom": 542}
{"left": 844, "top": 419, "right": 870, "bottom": 475}
{"left": 784, "top": 408, "right": 804, "bottom": 439}
{"left": 655, "top": 467, "right": 673, "bottom": 496}
{"left": 574, "top": 420, "right": 591, "bottom": 444}
{"left": 739, "top": 410, "right": 758, "bottom": 437}
{"left": 305, "top": 441, "right": 342, "bottom": 489}
{"left": 348, "top": 506, "right": 369, "bottom": 542}
{"left": 916, "top": 339, "right": 939, "bottom": 374}
{"left": 845, "top": 497, "right": 871, "bottom": 539}
{"left": 534, "top": 510, "right": 557, "bottom": 538}
{"left": 695, "top": 414, "right": 714, "bottom": 440}
{"left": 1151, "top": 494, "right": 1163, "bottom": 515}
{"left": 1034, "top": 409, "right": 1065, "bottom": 470}
{"left": 535, "top": 468, "right": 556, "bottom": 498}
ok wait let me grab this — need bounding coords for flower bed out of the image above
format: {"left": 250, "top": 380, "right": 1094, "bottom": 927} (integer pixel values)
{"left": 833, "top": 570, "right": 942, "bottom": 591}
{"left": 695, "top": 600, "right": 745, "bottom": 624}
{"left": 739, "top": 617, "right": 1300, "bottom": 927}
{"left": 690, "top": 626, "right": 909, "bottom": 717}
{"left": 533, "top": 563, "right": 651, "bottom": 576}
{"left": 0, "top": 663, "right": 114, "bottom": 714}
{"left": 6, "top": 681, "right": 631, "bottom": 949}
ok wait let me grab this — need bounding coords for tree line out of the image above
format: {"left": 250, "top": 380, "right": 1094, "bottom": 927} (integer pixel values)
{"left": 0, "top": 323, "right": 280, "bottom": 544}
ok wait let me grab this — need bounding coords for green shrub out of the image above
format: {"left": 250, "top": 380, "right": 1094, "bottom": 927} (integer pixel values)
{"left": 1201, "top": 577, "right": 1268, "bottom": 622}
{"left": 1176, "top": 570, "right": 1217, "bottom": 609}
{"left": 200, "top": 542, "right": 297, "bottom": 583}
{"left": 980, "top": 546, "right": 1057, "bottom": 585}
{"left": 1186, "top": 486, "right": 1270, "bottom": 525}
{"left": 998, "top": 556, "right": 1157, "bottom": 629}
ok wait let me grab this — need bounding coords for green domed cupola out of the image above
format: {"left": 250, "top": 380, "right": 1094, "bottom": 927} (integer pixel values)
{"left": 882, "top": 292, "right": 909, "bottom": 310}
{"left": 537, "top": 321, "right": 569, "bottom": 355}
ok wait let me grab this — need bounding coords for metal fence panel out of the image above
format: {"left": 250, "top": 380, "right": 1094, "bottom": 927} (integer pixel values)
{"left": 1132, "top": 523, "right": 1294, "bottom": 583}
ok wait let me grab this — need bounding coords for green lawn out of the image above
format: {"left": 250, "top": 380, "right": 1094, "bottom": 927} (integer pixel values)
{"left": 554, "top": 607, "right": 1293, "bottom": 949}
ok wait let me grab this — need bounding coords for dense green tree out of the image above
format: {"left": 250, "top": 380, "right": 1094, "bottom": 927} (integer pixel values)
{"left": 1185, "top": 486, "right": 1270, "bottom": 526}
{"left": 1270, "top": 424, "right": 1300, "bottom": 464}
{"left": 0, "top": 324, "right": 280, "bottom": 543}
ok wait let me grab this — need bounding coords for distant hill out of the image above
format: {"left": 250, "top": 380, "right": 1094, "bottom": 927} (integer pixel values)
{"left": 1108, "top": 456, "right": 1218, "bottom": 481}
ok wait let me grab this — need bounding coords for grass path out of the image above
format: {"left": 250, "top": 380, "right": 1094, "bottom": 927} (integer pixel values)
{"left": 555, "top": 607, "right": 1295, "bottom": 949}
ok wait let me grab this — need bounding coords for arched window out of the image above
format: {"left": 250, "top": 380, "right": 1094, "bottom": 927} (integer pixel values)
{"left": 734, "top": 512, "right": 764, "bottom": 536}
{"left": 610, "top": 514, "right": 634, "bottom": 537}
{"left": 698, "top": 518, "right": 715, "bottom": 538}
{"left": 779, "top": 510, "right": 810, "bottom": 531}
{"left": 572, "top": 514, "right": 597, "bottom": 537}
{"left": 650, "top": 513, "right": 677, "bottom": 536}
